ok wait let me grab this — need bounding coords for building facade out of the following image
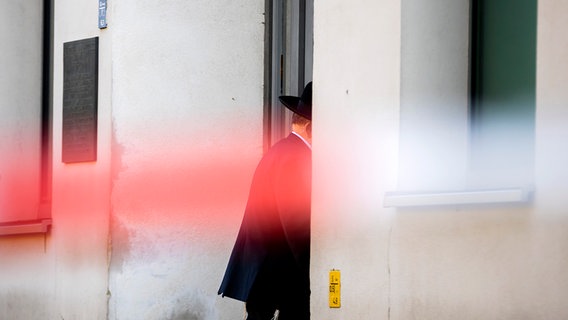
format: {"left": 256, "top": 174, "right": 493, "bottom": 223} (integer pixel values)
{"left": 1, "top": 0, "right": 567, "bottom": 319}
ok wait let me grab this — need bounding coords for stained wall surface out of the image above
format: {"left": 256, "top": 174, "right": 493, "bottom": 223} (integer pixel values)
{"left": 1, "top": 0, "right": 265, "bottom": 319}
{"left": 311, "top": 0, "right": 568, "bottom": 319}
{"left": 107, "top": 1, "right": 265, "bottom": 319}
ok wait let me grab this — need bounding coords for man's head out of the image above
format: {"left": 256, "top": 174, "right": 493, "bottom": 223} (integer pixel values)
{"left": 292, "top": 112, "right": 312, "bottom": 141}
{"left": 280, "top": 82, "right": 313, "bottom": 143}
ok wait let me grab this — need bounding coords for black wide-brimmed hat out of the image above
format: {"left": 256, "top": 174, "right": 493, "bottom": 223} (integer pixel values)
{"left": 279, "top": 82, "right": 312, "bottom": 121}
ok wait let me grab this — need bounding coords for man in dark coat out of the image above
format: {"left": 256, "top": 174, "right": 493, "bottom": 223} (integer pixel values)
{"left": 218, "top": 82, "right": 313, "bottom": 320}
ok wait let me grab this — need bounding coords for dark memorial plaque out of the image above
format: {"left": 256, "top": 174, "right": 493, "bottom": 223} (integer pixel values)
{"left": 62, "top": 37, "right": 98, "bottom": 163}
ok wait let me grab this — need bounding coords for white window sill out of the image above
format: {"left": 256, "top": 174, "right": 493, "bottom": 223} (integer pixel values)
{"left": 0, "top": 219, "right": 52, "bottom": 236}
{"left": 383, "top": 188, "right": 530, "bottom": 208}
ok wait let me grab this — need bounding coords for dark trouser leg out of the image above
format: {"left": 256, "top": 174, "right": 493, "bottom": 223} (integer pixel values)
{"left": 277, "top": 271, "right": 310, "bottom": 320}
{"left": 246, "top": 272, "right": 278, "bottom": 320}
{"left": 276, "top": 295, "right": 309, "bottom": 320}
{"left": 245, "top": 301, "right": 277, "bottom": 320}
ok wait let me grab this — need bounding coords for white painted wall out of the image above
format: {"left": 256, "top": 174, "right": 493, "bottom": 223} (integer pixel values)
{"left": 108, "top": 1, "right": 265, "bottom": 319}
{"left": 312, "top": 1, "right": 568, "bottom": 320}
{"left": 51, "top": 0, "right": 112, "bottom": 318}
{"left": 0, "top": 0, "right": 111, "bottom": 318}
{"left": 533, "top": 2, "right": 568, "bottom": 316}
{"left": 311, "top": 0, "right": 400, "bottom": 319}
{"left": 2, "top": 0, "right": 265, "bottom": 318}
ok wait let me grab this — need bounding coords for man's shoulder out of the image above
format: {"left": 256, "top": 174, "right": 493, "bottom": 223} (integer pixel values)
{"left": 265, "top": 135, "right": 311, "bottom": 169}
{"left": 272, "top": 134, "right": 309, "bottom": 152}
{"left": 258, "top": 134, "right": 309, "bottom": 166}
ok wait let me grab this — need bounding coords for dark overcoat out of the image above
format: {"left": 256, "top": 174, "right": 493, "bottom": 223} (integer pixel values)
{"left": 218, "top": 133, "right": 311, "bottom": 304}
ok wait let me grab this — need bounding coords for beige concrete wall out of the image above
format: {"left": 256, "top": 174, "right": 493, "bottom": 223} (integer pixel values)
{"left": 107, "top": 0, "right": 265, "bottom": 319}
{"left": 0, "top": 0, "right": 111, "bottom": 319}
{"left": 311, "top": 1, "right": 568, "bottom": 319}
{"left": 2, "top": 0, "right": 266, "bottom": 318}
{"left": 311, "top": 0, "right": 401, "bottom": 319}
{"left": 50, "top": 0, "right": 112, "bottom": 318}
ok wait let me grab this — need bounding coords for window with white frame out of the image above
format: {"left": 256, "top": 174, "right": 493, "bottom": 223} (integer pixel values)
{"left": 387, "top": 0, "right": 536, "bottom": 207}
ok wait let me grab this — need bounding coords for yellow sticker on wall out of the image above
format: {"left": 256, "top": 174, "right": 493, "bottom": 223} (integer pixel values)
{"left": 329, "top": 270, "right": 341, "bottom": 308}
